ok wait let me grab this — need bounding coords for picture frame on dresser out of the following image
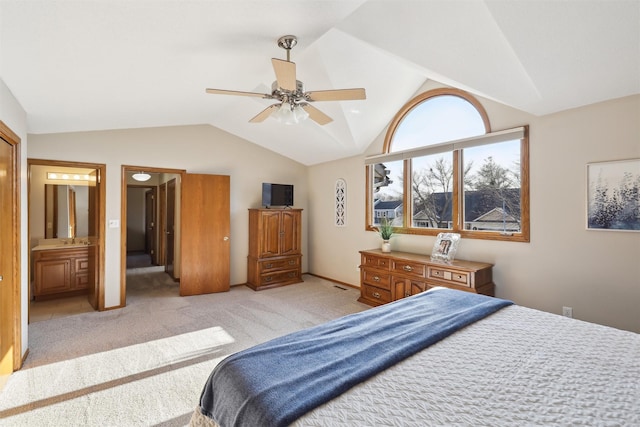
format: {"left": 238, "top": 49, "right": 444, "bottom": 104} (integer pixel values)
{"left": 430, "top": 232, "right": 460, "bottom": 263}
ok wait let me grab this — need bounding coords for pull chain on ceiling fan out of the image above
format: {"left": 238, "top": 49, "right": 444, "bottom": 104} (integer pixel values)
{"left": 206, "top": 35, "right": 366, "bottom": 125}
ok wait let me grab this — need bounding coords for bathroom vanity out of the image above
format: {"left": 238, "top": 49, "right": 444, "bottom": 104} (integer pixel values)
{"left": 32, "top": 241, "right": 91, "bottom": 299}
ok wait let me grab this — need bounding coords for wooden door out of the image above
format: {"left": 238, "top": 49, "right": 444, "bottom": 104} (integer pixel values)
{"left": 87, "top": 169, "right": 99, "bottom": 310}
{"left": 145, "top": 189, "right": 157, "bottom": 265}
{"left": 158, "top": 183, "right": 166, "bottom": 266}
{"left": 280, "top": 210, "right": 300, "bottom": 255}
{"left": 165, "top": 179, "right": 176, "bottom": 279}
{"left": 0, "top": 127, "right": 19, "bottom": 385}
{"left": 180, "top": 174, "right": 230, "bottom": 296}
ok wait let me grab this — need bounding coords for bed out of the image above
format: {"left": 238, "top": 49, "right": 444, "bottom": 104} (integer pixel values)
{"left": 191, "top": 287, "right": 640, "bottom": 426}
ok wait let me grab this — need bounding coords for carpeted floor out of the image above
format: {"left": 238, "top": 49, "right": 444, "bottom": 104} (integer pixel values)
{"left": 126, "top": 252, "right": 154, "bottom": 269}
{"left": 0, "top": 273, "right": 368, "bottom": 426}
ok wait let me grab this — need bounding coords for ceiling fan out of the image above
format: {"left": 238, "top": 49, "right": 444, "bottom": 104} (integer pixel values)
{"left": 206, "top": 35, "right": 366, "bottom": 125}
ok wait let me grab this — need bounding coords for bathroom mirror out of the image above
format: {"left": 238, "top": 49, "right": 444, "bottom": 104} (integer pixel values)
{"left": 44, "top": 184, "right": 89, "bottom": 238}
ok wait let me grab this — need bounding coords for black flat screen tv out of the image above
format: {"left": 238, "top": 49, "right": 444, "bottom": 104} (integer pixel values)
{"left": 262, "top": 183, "right": 294, "bottom": 207}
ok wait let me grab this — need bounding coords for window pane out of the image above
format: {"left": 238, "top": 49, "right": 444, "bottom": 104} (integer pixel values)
{"left": 391, "top": 96, "right": 485, "bottom": 152}
{"left": 462, "top": 140, "right": 521, "bottom": 233}
{"left": 372, "top": 160, "right": 404, "bottom": 226}
{"left": 411, "top": 153, "right": 454, "bottom": 229}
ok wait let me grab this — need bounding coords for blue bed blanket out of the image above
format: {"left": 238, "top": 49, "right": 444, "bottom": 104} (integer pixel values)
{"left": 198, "top": 288, "right": 513, "bottom": 427}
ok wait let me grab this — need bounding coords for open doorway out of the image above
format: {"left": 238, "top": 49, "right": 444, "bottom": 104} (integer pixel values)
{"left": 126, "top": 184, "right": 159, "bottom": 270}
{"left": 27, "top": 159, "right": 106, "bottom": 322}
{"left": 120, "top": 166, "right": 184, "bottom": 307}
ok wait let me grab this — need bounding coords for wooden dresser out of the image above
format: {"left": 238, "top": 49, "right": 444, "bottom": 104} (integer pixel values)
{"left": 358, "top": 249, "right": 494, "bottom": 306}
{"left": 247, "top": 208, "right": 302, "bottom": 290}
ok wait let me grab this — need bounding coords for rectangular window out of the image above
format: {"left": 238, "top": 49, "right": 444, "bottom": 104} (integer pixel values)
{"left": 462, "top": 140, "right": 521, "bottom": 234}
{"left": 366, "top": 127, "right": 529, "bottom": 242}
{"left": 411, "top": 153, "right": 454, "bottom": 229}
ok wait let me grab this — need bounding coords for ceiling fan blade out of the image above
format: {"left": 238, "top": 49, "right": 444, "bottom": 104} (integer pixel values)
{"left": 206, "top": 88, "right": 269, "bottom": 98}
{"left": 249, "top": 104, "right": 280, "bottom": 123}
{"left": 271, "top": 58, "right": 296, "bottom": 91}
{"left": 305, "top": 88, "right": 366, "bottom": 102}
{"left": 301, "top": 104, "right": 333, "bottom": 125}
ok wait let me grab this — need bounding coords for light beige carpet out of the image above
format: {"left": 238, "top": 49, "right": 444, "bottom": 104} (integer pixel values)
{"left": 0, "top": 272, "right": 368, "bottom": 426}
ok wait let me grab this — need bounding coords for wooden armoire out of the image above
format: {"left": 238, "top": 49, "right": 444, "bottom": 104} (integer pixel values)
{"left": 247, "top": 208, "right": 302, "bottom": 290}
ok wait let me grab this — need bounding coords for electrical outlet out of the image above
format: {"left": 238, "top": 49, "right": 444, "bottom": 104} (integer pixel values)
{"left": 562, "top": 306, "right": 573, "bottom": 318}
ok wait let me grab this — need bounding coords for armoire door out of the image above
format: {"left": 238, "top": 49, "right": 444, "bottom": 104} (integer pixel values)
{"left": 279, "top": 210, "right": 300, "bottom": 255}
{"left": 180, "top": 174, "right": 230, "bottom": 296}
{"left": 260, "top": 210, "right": 282, "bottom": 257}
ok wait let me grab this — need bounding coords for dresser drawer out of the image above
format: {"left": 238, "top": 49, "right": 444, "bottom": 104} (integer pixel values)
{"left": 362, "top": 254, "right": 390, "bottom": 270}
{"left": 391, "top": 260, "right": 426, "bottom": 278}
{"left": 362, "top": 268, "right": 391, "bottom": 290}
{"left": 361, "top": 283, "right": 392, "bottom": 304}
{"left": 259, "top": 256, "right": 299, "bottom": 273}
{"left": 260, "top": 269, "right": 301, "bottom": 286}
{"left": 428, "top": 267, "right": 470, "bottom": 287}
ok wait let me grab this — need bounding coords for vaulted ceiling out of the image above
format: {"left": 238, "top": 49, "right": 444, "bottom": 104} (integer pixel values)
{"left": 1, "top": 1, "right": 638, "bottom": 165}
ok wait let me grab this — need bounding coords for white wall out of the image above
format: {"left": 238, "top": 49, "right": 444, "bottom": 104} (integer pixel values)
{"left": 126, "top": 187, "right": 147, "bottom": 252}
{"left": 0, "top": 77, "right": 29, "bottom": 359}
{"left": 308, "top": 86, "right": 640, "bottom": 333}
{"left": 28, "top": 124, "right": 309, "bottom": 308}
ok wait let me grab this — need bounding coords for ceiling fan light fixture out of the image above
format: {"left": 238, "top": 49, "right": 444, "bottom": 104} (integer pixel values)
{"left": 205, "top": 34, "right": 365, "bottom": 126}
{"left": 132, "top": 172, "right": 151, "bottom": 182}
{"left": 293, "top": 104, "right": 309, "bottom": 122}
{"left": 272, "top": 102, "right": 309, "bottom": 125}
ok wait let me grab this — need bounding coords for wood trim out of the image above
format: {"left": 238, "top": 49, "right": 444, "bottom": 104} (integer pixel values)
{"left": 382, "top": 88, "right": 492, "bottom": 154}
{"left": 28, "top": 158, "right": 107, "bottom": 310}
{"left": 120, "top": 165, "right": 186, "bottom": 307}
{"left": 0, "top": 120, "right": 22, "bottom": 371}
{"left": 305, "top": 273, "right": 360, "bottom": 290}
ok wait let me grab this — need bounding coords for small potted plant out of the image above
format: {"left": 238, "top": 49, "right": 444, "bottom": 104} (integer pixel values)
{"left": 377, "top": 218, "right": 394, "bottom": 252}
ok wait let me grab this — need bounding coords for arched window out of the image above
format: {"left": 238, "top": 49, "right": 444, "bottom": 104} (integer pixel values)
{"left": 366, "top": 88, "right": 529, "bottom": 242}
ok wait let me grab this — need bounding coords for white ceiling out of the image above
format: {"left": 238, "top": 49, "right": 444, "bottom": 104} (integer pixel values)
{"left": 1, "top": 1, "right": 638, "bottom": 165}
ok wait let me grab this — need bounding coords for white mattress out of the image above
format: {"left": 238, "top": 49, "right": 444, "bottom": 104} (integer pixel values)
{"left": 293, "top": 305, "right": 640, "bottom": 426}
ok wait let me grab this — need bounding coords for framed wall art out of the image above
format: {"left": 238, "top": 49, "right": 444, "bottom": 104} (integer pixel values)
{"left": 587, "top": 158, "right": 640, "bottom": 232}
{"left": 335, "top": 178, "right": 346, "bottom": 227}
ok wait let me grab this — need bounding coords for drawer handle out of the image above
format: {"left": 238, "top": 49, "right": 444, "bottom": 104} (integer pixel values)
{"left": 403, "top": 265, "right": 413, "bottom": 272}
{"left": 289, "top": 260, "right": 296, "bottom": 265}
{"left": 456, "top": 275, "right": 464, "bottom": 279}
{"left": 288, "top": 272, "right": 295, "bottom": 278}
{"left": 373, "top": 276, "right": 380, "bottom": 282}
{"left": 372, "top": 292, "right": 381, "bottom": 299}
{"left": 434, "top": 271, "right": 441, "bottom": 276}
{"left": 265, "top": 276, "right": 273, "bottom": 282}
{"left": 265, "top": 263, "right": 273, "bottom": 268}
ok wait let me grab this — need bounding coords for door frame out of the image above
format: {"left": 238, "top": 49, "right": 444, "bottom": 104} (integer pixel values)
{"left": 0, "top": 121, "right": 21, "bottom": 374}
{"left": 120, "top": 165, "right": 185, "bottom": 307}
{"left": 28, "top": 158, "right": 107, "bottom": 311}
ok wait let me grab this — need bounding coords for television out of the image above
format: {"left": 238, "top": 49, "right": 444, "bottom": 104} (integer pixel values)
{"left": 262, "top": 183, "right": 294, "bottom": 207}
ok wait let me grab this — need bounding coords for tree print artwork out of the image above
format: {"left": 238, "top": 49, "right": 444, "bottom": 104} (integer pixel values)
{"left": 587, "top": 159, "right": 640, "bottom": 231}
